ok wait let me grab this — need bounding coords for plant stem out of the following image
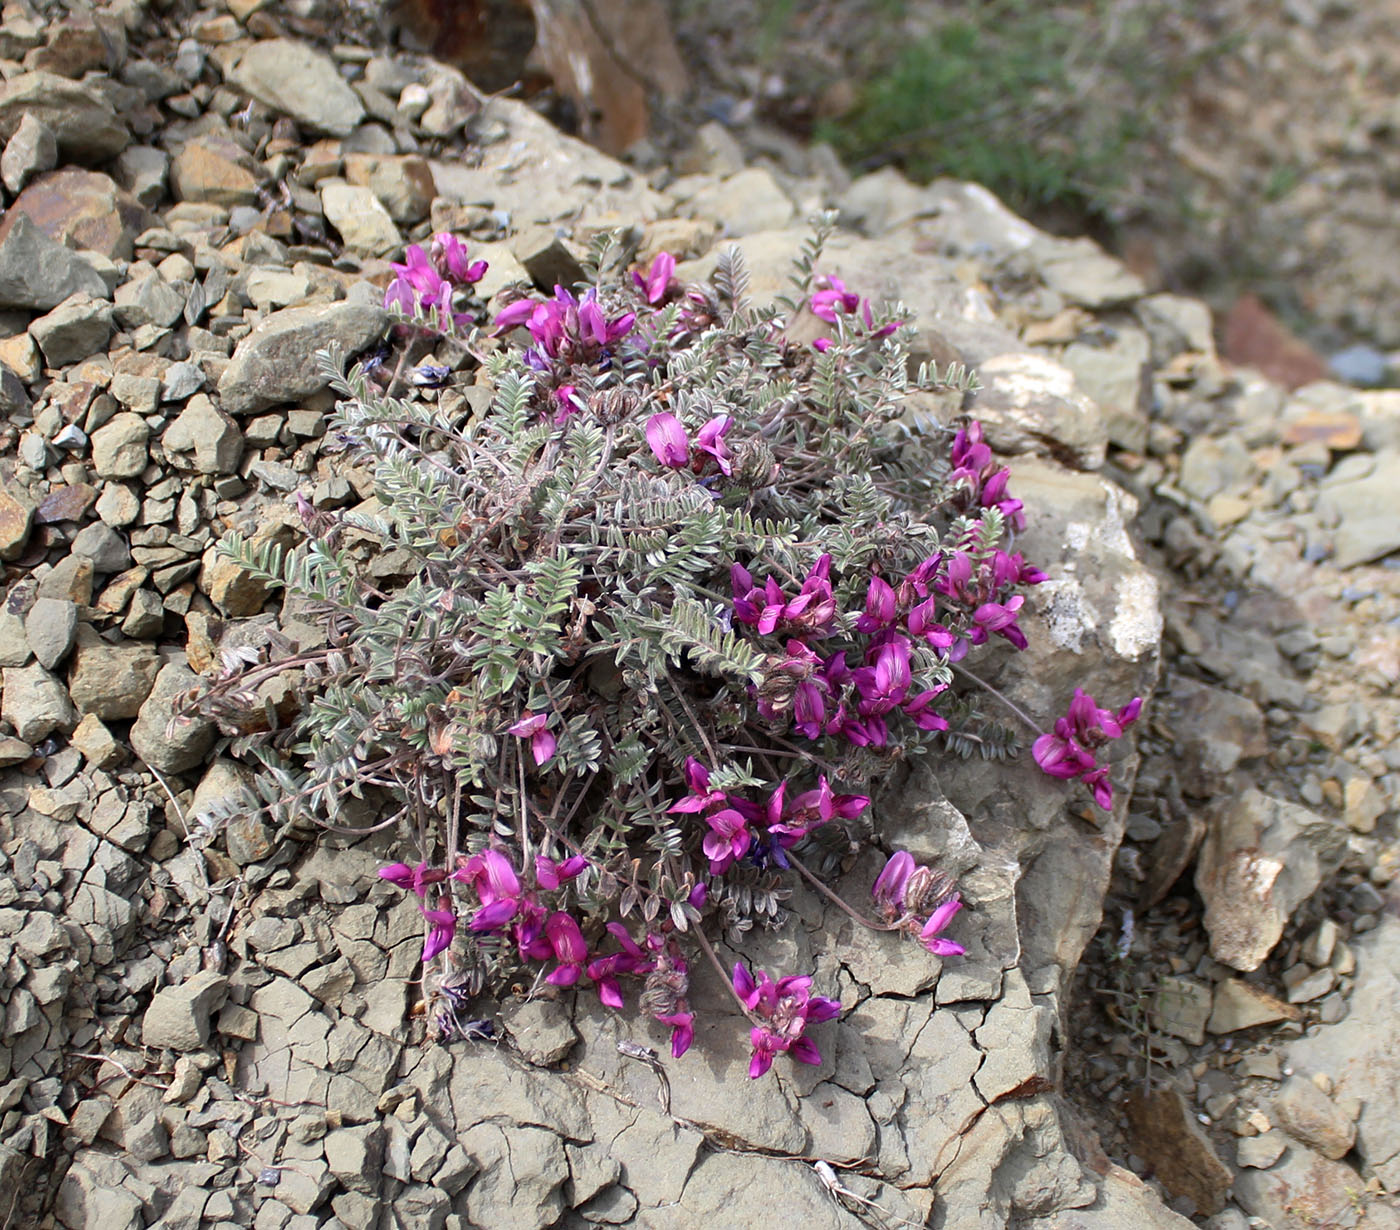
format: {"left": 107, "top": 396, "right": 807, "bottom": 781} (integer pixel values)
{"left": 690, "top": 925, "right": 759, "bottom": 1021}
{"left": 785, "top": 852, "right": 905, "bottom": 932}
{"left": 951, "top": 662, "right": 1041, "bottom": 733}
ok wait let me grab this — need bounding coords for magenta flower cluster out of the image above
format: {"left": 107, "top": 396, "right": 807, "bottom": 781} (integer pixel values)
{"left": 1032, "top": 689, "right": 1143, "bottom": 809}
{"left": 872, "top": 851, "right": 966, "bottom": 956}
{"left": 732, "top": 964, "right": 841, "bottom": 1077}
{"left": 732, "top": 552, "right": 957, "bottom": 748}
{"left": 808, "top": 274, "right": 898, "bottom": 352}
{"left": 378, "top": 846, "right": 699, "bottom": 1057}
{"left": 667, "top": 756, "right": 869, "bottom": 874}
{"left": 384, "top": 233, "right": 488, "bottom": 334}
{"left": 646, "top": 412, "right": 734, "bottom": 476}
{"left": 494, "top": 284, "right": 637, "bottom": 372}
{"left": 947, "top": 420, "right": 1026, "bottom": 532}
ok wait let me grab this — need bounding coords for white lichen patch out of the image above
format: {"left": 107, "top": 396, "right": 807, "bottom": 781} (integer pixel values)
{"left": 1108, "top": 570, "right": 1162, "bottom": 661}
{"left": 1037, "top": 578, "right": 1097, "bottom": 653}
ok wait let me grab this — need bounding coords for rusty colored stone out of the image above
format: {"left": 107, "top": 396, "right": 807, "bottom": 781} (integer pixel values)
{"left": 0, "top": 168, "right": 152, "bottom": 261}
{"left": 1281, "top": 409, "right": 1363, "bottom": 450}
{"left": 1125, "top": 1087, "right": 1232, "bottom": 1216}
{"left": 35, "top": 483, "right": 98, "bottom": 525}
{"left": 1223, "top": 293, "right": 1329, "bottom": 390}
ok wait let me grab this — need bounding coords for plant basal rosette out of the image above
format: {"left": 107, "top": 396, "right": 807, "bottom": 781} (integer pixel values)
{"left": 197, "top": 220, "right": 1141, "bottom": 1079}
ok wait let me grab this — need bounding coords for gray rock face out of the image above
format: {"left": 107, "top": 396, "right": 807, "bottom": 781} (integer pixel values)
{"left": 227, "top": 40, "right": 366, "bottom": 137}
{"left": 30, "top": 292, "right": 114, "bottom": 366}
{"left": 24, "top": 596, "right": 77, "bottom": 670}
{"left": 0, "top": 213, "right": 109, "bottom": 310}
{"left": 162, "top": 394, "right": 243, "bottom": 474}
{"left": 67, "top": 627, "right": 159, "bottom": 719}
{"left": 90, "top": 412, "right": 150, "bottom": 479}
{"left": 0, "top": 71, "right": 129, "bottom": 161}
{"left": 1273, "top": 1075, "right": 1356, "bottom": 1160}
{"left": 128, "top": 661, "right": 216, "bottom": 773}
{"left": 1, "top": 111, "right": 57, "bottom": 195}
{"left": 2, "top": 661, "right": 77, "bottom": 741}
{"left": 1196, "top": 789, "right": 1348, "bottom": 971}
{"left": 142, "top": 969, "right": 228, "bottom": 1049}
{"left": 218, "top": 301, "right": 387, "bottom": 414}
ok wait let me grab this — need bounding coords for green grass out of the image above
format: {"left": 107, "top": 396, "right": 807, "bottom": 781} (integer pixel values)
{"left": 812, "top": 1, "right": 1178, "bottom": 222}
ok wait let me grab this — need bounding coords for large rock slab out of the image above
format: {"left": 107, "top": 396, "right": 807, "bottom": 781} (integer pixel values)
{"left": 226, "top": 39, "right": 365, "bottom": 137}
{"left": 0, "top": 212, "right": 109, "bottom": 310}
{"left": 0, "top": 71, "right": 129, "bottom": 161}
{"left": 1195, "top": 789, "right": 1347, "bottom": 971}
{"left": 218, "top": 301, "right": 388, "bottom": 414}
{"left": 429, "top": 97, "right": 670, "bottom": 229}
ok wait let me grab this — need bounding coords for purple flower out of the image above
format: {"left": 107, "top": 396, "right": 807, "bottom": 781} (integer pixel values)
{"left": 634, "top": 251, "right": 676, "bottom": 305}
{"left": 731, "top": 555, "right": 836, "bottom": 638}
{"left": 545, "top": 912, "right": 589, "bottom": 987}
{"left": 508, "top": 711, "right": 557, "bottom": 766}
{"left": 535, "top": 854, "right": 588, "bottom": 891}
{"left": 666, "top": 757, "right": 728, "bottom": 815}
{"left": 702, "top": 808, "right": 753, "bottom": 875}
{"left": 852, "top": 635, "right": 913, "bottom": 716}
{"left": 947, "top": 421, "right": 1026, "bottom": 531}
{"left": 658, "top": 1010, "right": 694, "bottom": 1058}
{"left": 732, "top": 964, "right": 841, "bottom": 1078}
{"left": 420, "top": 907, "right": 457, "bottom": 962}
{"left": 430, "top": 232, "right": 487, "bottom": 284}
{"left": 1032, "top": 690, "right": 1142, "bottom": 810}
{"left": 455, "top": 849, "right": 525, "bottom": 932}
{"left": 379, "top": 860, "right": 447, "bottom": 898}
{"left": 646, "top": 412, "right": 690, "bottom": 468}
{"left": 918, "top": 895, "right": 965, "bottom": 957}
{"left": 695, "top": 415, "right": 734, "bottom": 475}
{"left": 810, "top": 275, "right": 861, "bottom": 324}
{"left": 856, "top": 576, "right": 897, "bottom": 633}
{"left": 586, "top": 923, "right": 652, "bottom": 1009}
{"left": 873, "top": 851, "right": 915, "bottom": 911}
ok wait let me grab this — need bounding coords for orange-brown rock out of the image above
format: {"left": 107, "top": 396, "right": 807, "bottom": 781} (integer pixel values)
{"left": 1223, "top": 293, "right": 1329, "bottom": 390}
{"left": 0, "top": 168, "right": 152, "bottom": 261}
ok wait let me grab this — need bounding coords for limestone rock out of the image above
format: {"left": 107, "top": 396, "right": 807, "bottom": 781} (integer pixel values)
{"left": 24, "top": 596, "right": 76, "bottom": 670}
{"left": 90, "top": 412, "right": 150, "bottom": 479}
{"left": 1233, "top": 1143, "right": 1363, "bottom": 1230}
{"left": 1196, "top": 790, "right": 1348, "bottom": 971}
{"left": 129, "top": 661, "right": 216, "bottom": 774}
{"left": 458, "top": 1123, "right": 569, "bottom": 1230}
{"left": 67, "top": 627, "right": 160, "bottom": 719}
{"left": 1125, "top": 1087, "right": 1232, "bottom": 1216}
{"left": 113, "top": 274, "right": 185, "bottom": 329}
{"left": 321, "top": 182, "right": 401, "bottom": 255}
{"left": 162, "top": 394, "right": 243, "bottom": 474}
{"left": 169, "top": 133, "right": 263, "bottom": 208}
{"left": 0, "top": 213, "right": 109, "bottom": 311}
{"left": 500, "top": 997, "right": 579, "bottom": 1066}
{"left": 429, "top": 98, "right": 668, "bottom": 229}
{"left": 29, "top": 293, "right": 114, "bottom": 367}
{"left": 218, "top": 301, "right": 388, "bottom": 414}
{"left": 227, "top": 40, "right": 365, "bottom": 137}
{"left": 1207, "top": 978, "right": 1300, "bottom": 1033}
{"left": 1288, "top": 917, "right": 1400, "bottom": 1188}
{"left": 0, "top": 71, "right": 129, "bottom": 161}
{"left": 142, "top": 969, "right": 228, "bottom": 1049}
{"left": 0, "top": 112, "right": 56, "bottom": 195}
{"left": 686, "top": 167, "right": 795, "bottom": 237}
{"left": 1273, "top": 1075, "right": 1356, "bottom": 1160}
{"left": 1, "top": 662, "right": 77, "bottom": 742}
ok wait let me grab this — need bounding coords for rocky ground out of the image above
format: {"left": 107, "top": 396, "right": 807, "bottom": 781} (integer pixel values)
{"left": 0, "top": 2, "right": 1397, "bottom": 1229}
